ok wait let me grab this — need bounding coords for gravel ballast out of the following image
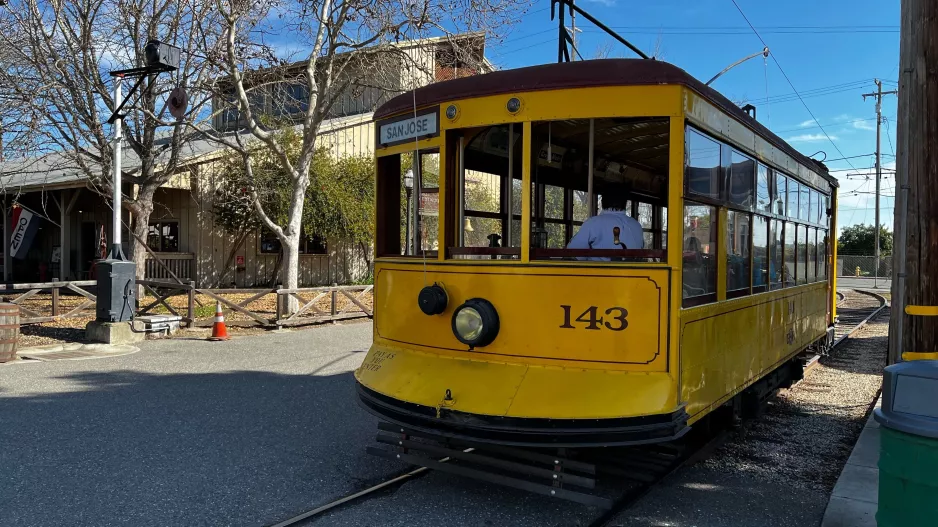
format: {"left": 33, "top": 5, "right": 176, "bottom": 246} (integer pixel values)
{"left": 613, "top": 294, "right": 888, "bottom": 527}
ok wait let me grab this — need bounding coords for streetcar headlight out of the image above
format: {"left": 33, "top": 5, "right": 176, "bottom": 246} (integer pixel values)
{"left": 451, "top": 298, "right": 499, "bottom": 348}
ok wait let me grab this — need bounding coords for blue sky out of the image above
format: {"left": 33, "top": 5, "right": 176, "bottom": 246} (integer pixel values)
{"left": 485, "top": 0, "right": 899, "bottom": 231}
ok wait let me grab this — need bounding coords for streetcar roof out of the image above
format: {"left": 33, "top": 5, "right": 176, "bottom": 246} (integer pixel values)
{"left": 374, "top": 59, "right": 835, "bottom": 187}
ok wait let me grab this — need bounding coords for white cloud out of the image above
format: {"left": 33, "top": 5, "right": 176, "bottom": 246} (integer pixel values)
{"left": 585, "top": 0, "right": 616, "bottom": 5}
{"left": 852, "top": 120, "right": 875, "bottom": 131}
{"left": 786, "top": 133, "right": 837, "bottom": 143}
{"left": 798, "top": 119, "right": 818, "bottom": 128}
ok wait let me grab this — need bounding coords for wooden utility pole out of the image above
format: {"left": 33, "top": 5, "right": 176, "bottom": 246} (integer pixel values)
{"left": 889, "top": 0, "right": 938, "bottom": 364}
{"left": 862, "top": 80, "right": 897, "bottom": 289}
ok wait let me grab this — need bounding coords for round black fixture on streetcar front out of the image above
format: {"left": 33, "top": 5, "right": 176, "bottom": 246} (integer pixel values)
{"left": 451, "top": 298, "right": 500, "bottom": 348}
{"left": 506, "top": 97, "right": 521, "bottom": 114}
{"left": 417, "top": 284, "right": 448, "bottom": 316}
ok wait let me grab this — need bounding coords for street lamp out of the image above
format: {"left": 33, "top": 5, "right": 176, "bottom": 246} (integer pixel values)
{"left": 95, "top": 39, "right": 180, "bottom": 325}
{"left": 403, "top": 170, "right": 414, "bottom": 256}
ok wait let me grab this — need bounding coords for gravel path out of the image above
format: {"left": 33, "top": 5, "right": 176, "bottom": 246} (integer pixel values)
{"left": 612, "top": 305, "right": 889, "bottom": 527}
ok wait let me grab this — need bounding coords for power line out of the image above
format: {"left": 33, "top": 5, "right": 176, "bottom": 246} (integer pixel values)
{"left": 728, "top": 0, "right": 860, "bottom": 174}
{"left": 606, "top": 26, "right": 899, "bottom": 35}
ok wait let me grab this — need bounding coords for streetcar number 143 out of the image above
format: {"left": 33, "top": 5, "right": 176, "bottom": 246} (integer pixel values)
{"left": 559, "top": 305, "right": 629, "bottom": 331}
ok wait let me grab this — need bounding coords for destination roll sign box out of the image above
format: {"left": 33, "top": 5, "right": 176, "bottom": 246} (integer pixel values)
{"left": 377, "top": 110, "right": 439, "bottom": 147}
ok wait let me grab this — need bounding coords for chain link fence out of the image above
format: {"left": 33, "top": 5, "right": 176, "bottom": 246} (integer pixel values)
{"left": 837, "top": 254, "right": 893, "bottom": 278}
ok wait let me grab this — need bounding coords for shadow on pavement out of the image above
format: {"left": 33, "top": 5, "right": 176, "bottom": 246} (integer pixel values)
{"left": 0, "top": 369, "right": 399, "bottom": 527}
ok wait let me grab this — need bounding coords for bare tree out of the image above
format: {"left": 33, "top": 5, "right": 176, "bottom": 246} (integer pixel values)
{"left": 0, "top": 0, "right": 222, "bottom": 280}
{"left": 202, "top": 0, "right": 529, "bottom": 305}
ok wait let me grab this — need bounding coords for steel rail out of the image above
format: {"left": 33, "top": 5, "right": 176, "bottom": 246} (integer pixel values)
{"left": 832, "top": 289, "right": 889, "bottom": 349}
{"left": 268, "top": 449, "right": 473, "bottom": 527}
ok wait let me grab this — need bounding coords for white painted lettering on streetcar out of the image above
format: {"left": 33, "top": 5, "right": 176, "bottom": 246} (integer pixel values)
{"left": 379, "top": 113, "right": 438, "bottom": 145}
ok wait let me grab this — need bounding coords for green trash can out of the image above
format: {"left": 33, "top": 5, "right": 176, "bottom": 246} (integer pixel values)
{"left": 874, "top": 361, "right": 938, "bottom": 527}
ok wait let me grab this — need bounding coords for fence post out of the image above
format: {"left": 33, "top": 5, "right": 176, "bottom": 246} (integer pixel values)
{"left": 187, "top": 281, "right": 195, "bottom": 327}
{"left": 275, "top": 284, "right": 283, "bottom": 328}
{"left": 51, "top": 285, "right": 59, "bottom": 317}
{"left": 331, "top": 283, "right": 338, "bottom": 323}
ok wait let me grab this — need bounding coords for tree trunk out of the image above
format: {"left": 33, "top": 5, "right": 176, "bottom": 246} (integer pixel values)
{"left": 890, "top": 0, "right": 938, "bottom": 362}
{"left": 280, "top": 229, "right": 301, "bottom": 313}
{"left": 130, "top": 188, "right": 156, "bottom": 282}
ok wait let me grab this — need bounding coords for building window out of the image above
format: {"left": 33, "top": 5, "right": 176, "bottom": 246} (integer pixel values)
{"left": 260, "top": 230, "right": 327, "bottom": 255}
{"left": 727, "top": 150, "right": 755, "bottom": 209}
{"left": 682, "top": 203, "right": 718, "bottom": 307}
{"left": 752, "top": 215, "right": 769, "bottom": 293}
{"left": 685, "top": 128, "right": 721, "bottom": 200}
{"left": 147, "top": 222, "right": 179, "bottom": 252}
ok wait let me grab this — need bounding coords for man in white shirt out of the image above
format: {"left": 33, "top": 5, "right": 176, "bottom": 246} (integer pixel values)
{"left": 566, "top": 192, "right": 644, "bottom": 260}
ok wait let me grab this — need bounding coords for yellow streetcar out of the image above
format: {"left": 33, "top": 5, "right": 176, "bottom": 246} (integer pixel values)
{"left": 355, "top": 59, "right": 837, "bottom": 451}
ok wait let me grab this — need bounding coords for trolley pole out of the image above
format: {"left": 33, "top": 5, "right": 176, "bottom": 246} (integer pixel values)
{"left": 862, "top": 80, "right": 896, "bottom": 290}
{"left": 889, "top": 0, "right": 938, "bottom": 364}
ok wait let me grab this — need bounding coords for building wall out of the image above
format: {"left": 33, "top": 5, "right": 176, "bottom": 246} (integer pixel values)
{"left": 150, "top": 117, "right": 377, "bottom": 288}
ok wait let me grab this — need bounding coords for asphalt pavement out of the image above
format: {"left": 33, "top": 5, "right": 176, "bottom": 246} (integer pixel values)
{"left": 0, "top": 322, "right": 594, "bottom": 527}
{"left": 836, "top": 277, "right": 891, "bottom": 291}
{"left": 0, "top": 322, "right": 397, "bottom": 527}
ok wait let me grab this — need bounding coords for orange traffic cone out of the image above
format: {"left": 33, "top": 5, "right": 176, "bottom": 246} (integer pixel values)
{"left": 208, "top": 302, "right": 229, "bottom": 341}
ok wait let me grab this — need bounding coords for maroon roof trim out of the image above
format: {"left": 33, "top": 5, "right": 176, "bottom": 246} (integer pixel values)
{"left": 374, "top": 59, "right": 834, "bottom": 186}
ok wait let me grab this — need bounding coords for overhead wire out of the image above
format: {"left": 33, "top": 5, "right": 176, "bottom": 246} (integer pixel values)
{"left": 728, "top": 0, "right": 861, "bottom": 174}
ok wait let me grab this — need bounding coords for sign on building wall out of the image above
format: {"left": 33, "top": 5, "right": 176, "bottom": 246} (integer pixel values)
{"left": 376, "top": 108, "right": 439, "bottom": 147}
{"left": 10, "top": 207, "right": 39, "bottom": 260}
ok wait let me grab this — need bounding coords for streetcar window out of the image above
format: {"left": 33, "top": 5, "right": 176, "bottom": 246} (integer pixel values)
{"left": 638, "top": 202, "right": 654, "bottom": 248}
{"left": 798, "top": 225, "right": 808, "bottom": 285}
{"left": 376, "top": 153, "right": 404, "bottom": 257}
{"left": 818, "top": 230, "right": 828, "bottom": 281}
{"left": 807, "top": 227, "right": 817, "bottom": 283}
{"left": 449, "top": 124, "right": 523, "bottom": 259}
{"left": 752, "top": 215, "right": 769, "bottom": 293}
{"left": 726, "top": 211, "right": 751, "bottom": 297}
{"left": 530, "top": 117, "right": 669, "bottom": 261}
{"left": 775, "top": 173, "right": 787, "bottom": 216}
{"left": 787, "top": 180, "right": 800, "bottom": 220}
{"left": 685, "top": 129, "right": 721, "bottom": 200}
{"left": 375, "top": 151, "right": 441, "bottom": 258}
{"left": 813, "top": 191, "right": 823, "bottom": 224}
{"left": 770, "top": 219, "right": 784, "bottom": 290}
{"left": 799, "top": 184, "right": 811, "bottom": 222}
{"left": 757, "top": 164, "right": 772, "bottom": 214}
{"left": 682, "top": 203, "right": 718, "bottom": 307}
{"left": 783, "top": 222, "right": 797, "bottom": 287}
{"left": 727, "top": 150, "right": 755, "bottom": 209}
{"left": 419, "top": 153, "right": 441, "bottom": 252}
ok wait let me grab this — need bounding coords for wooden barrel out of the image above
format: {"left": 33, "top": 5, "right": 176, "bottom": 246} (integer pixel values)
{"left": 0, "top": 303, "right": 20, "bottom": 363}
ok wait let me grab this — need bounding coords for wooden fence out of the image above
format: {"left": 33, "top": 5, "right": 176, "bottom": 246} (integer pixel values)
{"left": 0, "top": 281, "right": 98, "bottom": 324}
{"left": 275, "top": 285, "right": 374, "bottom": 327}
{"left": 0, "top": 280, "right": 374, "bottom": 328}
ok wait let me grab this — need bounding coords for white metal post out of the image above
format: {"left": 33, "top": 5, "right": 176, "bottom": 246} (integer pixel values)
{"left": 111, "top": 77, "right": 123, "bottom": 258}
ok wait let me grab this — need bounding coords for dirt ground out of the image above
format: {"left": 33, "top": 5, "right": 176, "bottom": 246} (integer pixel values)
{"left": 10, "top": 289, "right": 374, "bottom": 349}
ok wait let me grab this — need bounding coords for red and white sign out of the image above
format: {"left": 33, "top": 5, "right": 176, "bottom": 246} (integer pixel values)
{"left": 236, "top": 255, "right": 245, "bottom": 266}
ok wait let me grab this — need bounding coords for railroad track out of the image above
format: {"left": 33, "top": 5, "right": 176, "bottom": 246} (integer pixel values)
{"left": 270, "top": 290, "right": 889, "bottom": 527}
{"left": 832, "top": 289, "right": 888, "bottom": 346}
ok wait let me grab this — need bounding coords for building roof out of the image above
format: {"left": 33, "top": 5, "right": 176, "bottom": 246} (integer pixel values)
{"left": 374, "top": 59, "right": 834, "bottom": 185}
{"left": 0, "top": 112, "right": 375, "bottom": 193}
